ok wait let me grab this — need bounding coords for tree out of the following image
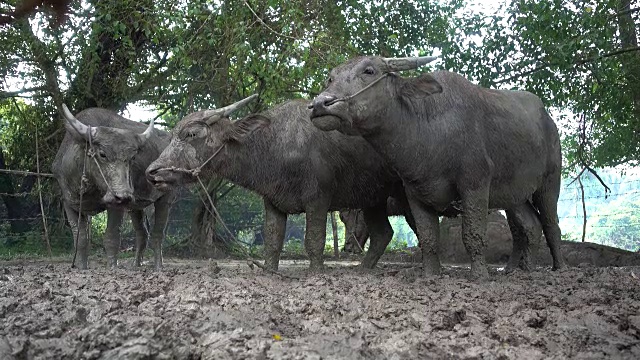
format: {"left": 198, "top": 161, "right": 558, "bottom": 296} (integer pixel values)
{"left": 439, "top": 0, "right": 640, "bottom": 169}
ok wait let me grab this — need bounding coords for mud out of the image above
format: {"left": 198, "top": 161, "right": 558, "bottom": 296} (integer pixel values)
{"left": 383, "top": 241, "right": 640, "bottom": 270}
{"left": 1, "top": 259, "right": 640, "bottom": 359}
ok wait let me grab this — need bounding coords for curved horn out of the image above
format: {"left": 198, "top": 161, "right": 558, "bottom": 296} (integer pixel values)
{"left": 382, "top": 56, "right": 438, "bottom": 71}
{"left": 202, "top": 94, "right": 259, "bottom": 124}
{"left": 139, "top": 118, "right": 155, "bottom": 143}
{"left": 62, "top": 104, "right": 94, "bottom": 141}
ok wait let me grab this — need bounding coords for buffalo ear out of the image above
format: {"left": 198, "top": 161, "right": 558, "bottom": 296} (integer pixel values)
{"left": 399, "top": 74, "right": 443, "bottom": 99}
{"left": 225, "top": 114, "right": 271, "bottom": 142}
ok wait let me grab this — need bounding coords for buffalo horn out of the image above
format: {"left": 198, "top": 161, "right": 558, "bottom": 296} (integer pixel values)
{"left": 382, "top": 56, "right": 438, "bottom": 71}
{"left": 139, "top": 118, "right": 155, "bottom": 143}
{"left": 203, "top": 94, "right": 259, "bottom": 124}
{"left": 62, "top": 104, "right": 94, "bottom": 141}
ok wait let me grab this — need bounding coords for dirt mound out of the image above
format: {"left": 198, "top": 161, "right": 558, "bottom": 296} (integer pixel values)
{"left": 421, "top": 210, "right": 640, "bottom": 268}
{"left": 1, "top": 260, "right": 640, "bottom": 359}
{"left": 385, "top": 241, "right": 640, "bottom": 268}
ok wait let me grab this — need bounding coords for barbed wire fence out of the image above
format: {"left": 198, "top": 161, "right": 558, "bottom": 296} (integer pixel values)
{"left": 0, "top": 167, "right": 638, "bottom": 259}
{"left": 0, "top": 169, "right": 309, "bottom": 260}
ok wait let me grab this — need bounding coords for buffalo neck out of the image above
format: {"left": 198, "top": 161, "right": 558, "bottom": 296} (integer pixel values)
{"left": 213, "top": 128, "right": 282, "bottom": 194}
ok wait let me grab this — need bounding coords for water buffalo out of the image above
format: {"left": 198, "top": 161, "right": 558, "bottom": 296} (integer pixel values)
{"left": 341, "top": 196, "right": 408, "bottom": 253}
{"left": 310, "top": 55, "right": 566, "bottom": 278}
{"left": 145, "top": 96, "right": 416, "bottom": 271}
{"left": 52, "top": 105, "right": 174, "bottom": 270}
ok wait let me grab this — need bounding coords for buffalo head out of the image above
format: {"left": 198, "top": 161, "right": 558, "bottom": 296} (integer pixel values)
{"left": 309, "top": 56, "right": 443, "bottom": 135}
{"left": 62, "top": 104, "right": 155, "bottom": 207}
{"left": 146, "top": 94, "right": 268, "bottom": 190}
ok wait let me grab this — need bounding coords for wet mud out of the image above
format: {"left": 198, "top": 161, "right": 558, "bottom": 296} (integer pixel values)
{"left": 1, "top": 259, "right": 639, "bottom": 359}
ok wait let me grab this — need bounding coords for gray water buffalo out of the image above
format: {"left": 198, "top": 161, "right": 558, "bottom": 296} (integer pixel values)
{"left": 310, "top": 55, "right": 566, "bottom": 278}
{"left": 146, "top": 96, "right": 416, "bottom": 271}
{"left": 52, "top": 105, "right": 174, "bottom": 270}
{"left": 341, "top": 196, "right": 410, "bottom": 253}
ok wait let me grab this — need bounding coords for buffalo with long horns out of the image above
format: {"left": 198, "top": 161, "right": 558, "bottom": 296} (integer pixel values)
{"left": 310, "top": 56, "right": 566, "bottom": 278}
{"left": 52, "top": 105, "right": 174, "bottom": 270}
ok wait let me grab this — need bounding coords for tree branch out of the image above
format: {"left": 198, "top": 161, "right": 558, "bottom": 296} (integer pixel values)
{"left": 0, "top": 86, "right": 47, "bottom": 99}
{"left": 494, "top": 46, "right": 640, "bottom": 85}
{"left": 15, "top": 19, "right": 64, "bottom": 115}
{"left": 609, "top": 6, "right": 640, "bottom": 19}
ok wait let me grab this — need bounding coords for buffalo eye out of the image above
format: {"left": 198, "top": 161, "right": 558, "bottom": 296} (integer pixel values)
{"left": 363, "top": 67, "right": 375, "bottom": 75}
{"left": 98, "top": 150, "right": 107, "bottom": 159}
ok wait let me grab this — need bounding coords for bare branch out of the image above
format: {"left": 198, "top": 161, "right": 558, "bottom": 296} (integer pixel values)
{"left": 584, "top": 165, "right": 611, "bottom": 196}
{"left": 0, "top": 86, "right": 47, "bottom": 99}
{"left": 243, "top": 0, "right": 300, "bottom": 42}
{"left": 567, "top": 167, "right": 587, "bottom": 186}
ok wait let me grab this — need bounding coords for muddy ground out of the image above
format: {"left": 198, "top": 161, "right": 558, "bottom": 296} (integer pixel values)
{"left": 1, "top": 258, "right": 640, "bottom": 360}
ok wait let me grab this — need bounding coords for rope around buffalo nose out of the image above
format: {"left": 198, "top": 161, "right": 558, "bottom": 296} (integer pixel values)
{"left": 314, "top": 72, "right": 390, "bottom": 108}
{"left": 71, "top": 133, "right": 124, "bottom": 268}
{"left": 153, "top": 144, "right": 300, "bottom": 280}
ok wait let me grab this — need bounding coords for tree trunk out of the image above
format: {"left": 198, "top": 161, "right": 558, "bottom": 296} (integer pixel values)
{"left": 617, "top": 0, "right": 640, "bottom": 132}
{"left": 189, "top": 178, "right": 237, "bottom": 257}
{"left": 330, "top": 211, "right": 339, "bottom": 258}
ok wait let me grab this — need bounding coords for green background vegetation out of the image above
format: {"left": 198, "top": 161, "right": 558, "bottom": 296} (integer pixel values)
{"left": 0, "top": 0, "right": 638, "bottom": 258}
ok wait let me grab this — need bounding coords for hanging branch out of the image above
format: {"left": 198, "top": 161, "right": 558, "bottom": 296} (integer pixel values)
{"left": 565, "top": 112, "right": 612, "bottom": 243}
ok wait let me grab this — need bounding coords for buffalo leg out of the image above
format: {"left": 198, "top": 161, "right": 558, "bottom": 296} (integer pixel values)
{"left": 263, "top": 199, "right": 286, "bottom": 271}
{"left": 533, "top": 173, "right": 566, "bottom": 270}
{"left": 150, "top": 194, "right": 172, "bottom": 270}
{"left": 460, "top": 184, "right": 490, "bottom": 279}
{"left": 403, "top": 208, "right": 417, "bottom": 236}
{"left": 130, "top": 210, "right": 148, "bottom": 267}
{"left": 392, "top": 189, "right": 418, "bottom": 236}
{"left": 361, "top": 205, "right": 393, "bottom": 269}
{"left": 504, "top": 202, "right": 541, "bottom": 272}
{"left": 406, "top": 195, "right": 441, "bottom": 276}
{"left": 341, "top": 210, "right": 365, "bottom": 253}
{"left": 64, "top": 203, "right": 89, "bottom": 269}
{"left": 104, "top": 208, "right": 125, "bottom": 268}
{"left": 304, "top": 199, "right": 331, "bottom": 271}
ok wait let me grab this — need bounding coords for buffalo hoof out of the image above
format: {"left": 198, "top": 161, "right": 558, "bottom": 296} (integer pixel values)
{"left": 355, "top": 264, "right": 377, "bottom": 274}
{"left": 308, "top": 261, "right": 325, "bottom": 272}
{"left": 360, "top": 258, "right": 378, "bottom": 270}
{"left": 552, "top": 261, "right": 568, "bottom": 271}
{"left": 422, "top": 253, "right": 441, "bottom": 276}
{"left": 469, "top": 262, "right": 489, "bottom": 280}
{"left": 263, "top": 259, "right": 280, "bottom": 272}
{"left": 422, "top": 266, "right": 441, "bottom": 277}
{"left": 153, "top": 256, "right": 163, "bottom": 271}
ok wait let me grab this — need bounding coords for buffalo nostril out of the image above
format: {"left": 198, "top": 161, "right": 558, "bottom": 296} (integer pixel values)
{"left": 146, "top": 168, "right": 158, "bottom": 176}
{"left": 323, "top": 95, "right": 337, "bottom": 106}
{"left": 113, "top": 194, "right": 133, "bottom": 204}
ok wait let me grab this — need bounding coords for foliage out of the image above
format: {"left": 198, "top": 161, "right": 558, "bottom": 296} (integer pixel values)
{"left": 387, "top": 237, "right": 409, "bottom": 252}
{"left": 589, "top": 196, "right": 640, "bottom": 251}
{"left": 0, "top": 0, "right": 639, "bottom": 255}
{"left": 558, "top": 168, "right": 640, "bottom": 248}
{"left": 439, "top": 0, "right": 640, "bottom": 169}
